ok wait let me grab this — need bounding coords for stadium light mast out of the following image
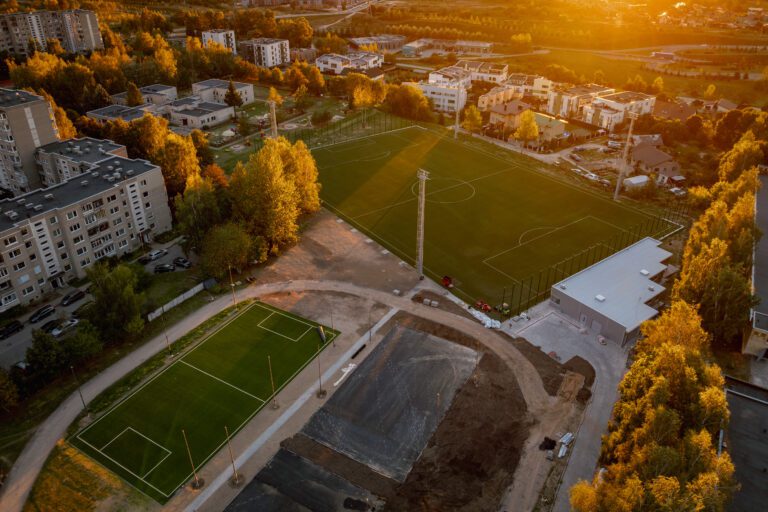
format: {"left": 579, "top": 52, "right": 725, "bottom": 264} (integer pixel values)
{"left": 268, "top": 100, "right": 278, "bottom": 139}
{"left": 613, "top": 111, "right": 638, "bottom": 201}
{"left": 416, "top": 169, "right": 429, "bottom": 280}
{"left": 453, "top": 108, "right": 460, "bottom": 139}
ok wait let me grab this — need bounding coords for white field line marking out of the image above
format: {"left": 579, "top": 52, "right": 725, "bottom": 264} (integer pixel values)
{"left": 142, "top": 449, "right": 172, "bottom": 479}
{"left": 352, "top": 166, "right": 515, "bottom": 221}
{"left": 324, "top": 138, "right": 376, "bottom": 153}
{"left": 257, "top": 310, "right": 315, "bottom": 342}
{"left": 310, "top": 124, "right": 419, "bottom": 152}
{"left": 100, "top": 426, "right": 130, "bottom": 451}
{"left": 178, "top": 360, "right": 265, "bottom": 402}
{"left": 76, "top": 435, "right": 172, "bottom": 498}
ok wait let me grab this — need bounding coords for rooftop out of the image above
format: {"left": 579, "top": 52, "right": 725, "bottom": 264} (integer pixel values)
{"left": 203, "top": 29, "right": 234, "bottom": 34}
{"left": 87, "top": 104, "right": 152, "bottom": 122}
{"left": 37, "top": 137, "right": 124, "bottom": 164}
{"left": 348, "top": 34, "right": 405, "bottom": 44}
{"left": 599, "top": 91, "right": 655, "bottom": 103}
{"left": 239, "top": 38, "right": 287, "bottom": 46}
{"left": 552, "top": 237, "right": 671, "bottom": 332}
{"left": 753, "top": 175, "right": 768, "bottom": 331}
{"left": 564, "top": 83, "right": 614, "bottom": 96}
{"left": 455, "top": 60, "right": 508, "bottom": 74}
{"left": 0, "top": 88, "right": 44, "bottom": 109}
{"left": 490, "top": 100, "right": 532, "bottom": 115}
{"left": 0, "top": 156, "right": 157, "bottom": 235}
{"left": 724, "top": 376, "right": 768, "bottom": 512}
{"left": 631, "top": 144, "right": 675, "bottom": 166}
{"left": 193, "top": 79, "right": 251, "bottom": 90}
{"left": 432, "top": 66, "right": 472, "bottom": 81}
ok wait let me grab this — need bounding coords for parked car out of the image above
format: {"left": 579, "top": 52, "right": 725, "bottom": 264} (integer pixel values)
{"left": 669, "top": 187, "right": 687, "bottom": 197}
{"left": 29, "top": 305, "right": 56, "bottom": 323}
{"left": 607, "top": 141, "right": 623, "bottom": 149}
{"left": 154, "top": 263, "right": 175, "bottom": 274}
{"left": 52, "top": 318, "right": 79, "bottom": 338}
{"left": 40, "top": 319, "right": 63, "bottom": 334}
{"left": 173, "top": 257, "right": 192, "bottom": 269}
{"left": 140, "top": 249, "right": 168, "bottom": 264}
{"left": 61, "top": 289, "right": 86, "bottom": 306}
{"left": 583, "top": 171, "right": 600, "bottom": 181}
{"left": 571, "top": 154, "right": 583, "bottom": 162}
{"left": 571, "top": 168, "right": 585, "bottom": 176}
{"left": 0, "top": 320, "right": 23, "bottom": 339}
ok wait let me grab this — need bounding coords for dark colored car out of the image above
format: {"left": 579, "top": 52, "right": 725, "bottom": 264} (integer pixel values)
{"left": 154, "top": 263, "right": 175, "bottom": 274}
{"left": 40, "top": 319, "right": 62, "bottom": 334}
{"left": 61, "top": 289, "right": 86, "bottom": 306}
{"left": 0, "top": 320, "right": 23, "bottom": 339}
{"left": 173, "top": 257, "right": 191, "bottom": 269}
{"left": 29, "top": 305, "right": 55, "bottom": 323}
{"left": 71, "top": 300, "right": 94, "bottom": 319}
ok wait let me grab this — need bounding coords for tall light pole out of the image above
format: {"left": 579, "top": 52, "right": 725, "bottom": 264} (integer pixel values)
{"left": 416, "top": 169, "right": 429, "bottom": 280}
{"left": 228, "top": 265, "right": 237, "bottom": 310}
{"left": 453, "top": 107, "right": 460, "bottom": 139}
{"left": 268, "top": 100, "right": 278, "bottom": 139}
{"left": 70, "top": 365, "right": 87, "bottom": 413}
{"left": 613, "top": 112, "right": 638, "bottom": 201}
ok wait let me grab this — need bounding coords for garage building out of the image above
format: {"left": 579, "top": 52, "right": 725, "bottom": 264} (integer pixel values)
{"left": 549, "top": 237, "right": 673, "bottom": 346}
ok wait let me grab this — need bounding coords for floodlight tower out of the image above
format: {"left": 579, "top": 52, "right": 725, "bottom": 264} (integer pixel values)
{"left": 416, "top": 169, "right": 429, "bottom": 280}
{"left": 268, "top": 100, "right": 278, "bottom": 139}
{"left": 454, "top": 108, "right": 460, "bottom": 140}
{"left": 613, "top": 111, "right": 639, "bottom": 201}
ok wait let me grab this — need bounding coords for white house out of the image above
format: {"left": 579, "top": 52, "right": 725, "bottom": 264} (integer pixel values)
{"left": 191, "top": 79, "right": 255, "bottom": 105}
{"left": 112, "top": 84, "right": 177, "bottom": 106}
{"left": 238, "top": 38, "right": 290, "bottom": 68}
{"left": 546, "top": 84, "right": 615, "bottom": 118}
{"left": 202, "top": 29, "right": 236, "bottom": 54}
{"left": 427, "top": 66, "right": 472, "bottom": 88}
{"left": 315, "top": 51, "right": 383, "bottom": 75}
{"left": 582, "top": 103, "right": 625, "bottom": 132}
{"left": 454, "top": 60, "right": 508, "bottom": 84}
{"left": 166, "top": 96, "right": 234, "bottom": 128}
{"left": 591, "top": 91, "right": 656, "bottom": 117}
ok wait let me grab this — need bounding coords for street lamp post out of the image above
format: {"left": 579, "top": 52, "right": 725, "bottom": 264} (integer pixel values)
{"left": 70, "top": 365, "right": 88, "bottom": 413}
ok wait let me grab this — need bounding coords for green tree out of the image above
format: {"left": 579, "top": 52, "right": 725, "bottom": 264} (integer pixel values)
{"left": 268, "top": 86, "right": 283, "bottom": 107}
{"left": 86, "top": 263, "right": 145, "bottom": 343}
{"left": 0, "top": 367, "right": 19, "bottom": 412}
{"left": 461, "top": 105, "right": 482, "bottom": 133}
{"left": 651, "top": 76, "right": 664, "bottom": 94}
{"left": 61, "top": 320, "right": 102, "bottom": 364}
{"left": 294, "top": 84, "right": 310, "bottom": 111}
{"left": 704, "top": 84, "right": 717, "bottom": 99}
{"left": 200, "top": 222, "right": 258, "bottom": 279}
{"left": 174, "top": 173, "right": 222, "bottom": 253}
{"left": 26, "top": 330, "right": 66, "bottom": 380}
{"left": 153, "top": 132, "right": 201, "bottom": 200}
{"left": 190, "top": 129, "right": 214, "bottom": 167}
{"left": 383, "top": 84, "right": 432, "bottom": 121}
{"left": 306, "top": 65, "right": 325, "bottom": 95}
{"left": 37, "top": 89, "right": 76, "bottom": 139}
{"left": 224, "top": 80, "right": 244, "bottom": 117}
{"left": 238, "top": 114, "right": 251, "bottom": 136}
{"left": 126, "top": 81, "right": 144, "bottom": 107}
{"left": 514, "top": 109, "right": 539, "bottom": 147}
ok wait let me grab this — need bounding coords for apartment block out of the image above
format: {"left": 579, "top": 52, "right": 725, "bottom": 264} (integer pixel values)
{"left": 0, "top": 9, "right": 103, "bottom": 57}
{"left": 454, "top": 60, "right": 508, "bottom": 84}
{"left": 238, "top": 38, "right": 290, "bottom": 68}
{"left": 202, "top": 29, "right": 237, "bottom": 54}
{"left": 546, "top": 84, "right": 615, "bottom": 119}
{"left": 0, "top": 89, "right": 59, "bottom": 196}
{"left": 0, "top": 156, "right": 171, "bottom": 311}
{"left": 192, "top": 79, "right": 255, "bottom": 105}
{"left": 404, "top": 67, "right": 471, "bottom": 113}
{"left": 35, "top": 138, "right": 126, "bottom": 188}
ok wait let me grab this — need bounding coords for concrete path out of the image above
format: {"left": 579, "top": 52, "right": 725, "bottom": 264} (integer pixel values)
{"left": 506, "top": 302, "right": 630, "bottom": 512}
{"left": 0, "top": 279, "right": 551, "bottom": 512}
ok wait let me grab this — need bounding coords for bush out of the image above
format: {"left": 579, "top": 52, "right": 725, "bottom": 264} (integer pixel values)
{"left": 311, "top": 110, "right": 333, "bottom": 126}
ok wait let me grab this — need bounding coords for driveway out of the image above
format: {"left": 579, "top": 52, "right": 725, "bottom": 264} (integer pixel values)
{"left": 505, "top": 301, "right": 630, "bottom": 512}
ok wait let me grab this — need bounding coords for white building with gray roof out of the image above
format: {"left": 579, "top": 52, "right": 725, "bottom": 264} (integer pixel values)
{"left": 549, "top": 237, "right": 673, "bottom": 345}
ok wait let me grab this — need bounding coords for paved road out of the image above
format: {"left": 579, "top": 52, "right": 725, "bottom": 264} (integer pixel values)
{"left": 0, "top": 278, "right": 552, "bottom": 512}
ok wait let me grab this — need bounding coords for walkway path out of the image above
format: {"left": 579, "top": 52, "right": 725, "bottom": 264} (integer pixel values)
{"left": 0, "top": 279, "right": 551, "bottom": 512}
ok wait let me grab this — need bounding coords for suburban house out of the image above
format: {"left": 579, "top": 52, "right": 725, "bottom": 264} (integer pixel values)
{"left": 546, "top": 84, "right": 615, "bottom": 119}
{"left": 534, "top": 112, "right": 567, "bottom": 142}
{"left": 202, "top": 29, "right": 236, "bottom": 54}
{"left": 550, "top": 237, "right": 673, "bottom": 346}
{"left": 506, "top": 74, "right": 554, "bottom": 99}
{"left": 347, "top": 34, "right": 406, "bottom": 52}
{"left": 653, "top": 99, "right": 697, "bottom": 121}
{"left": 165, "top": 97, "right": 235, "bottom": 128}
{"left": 631, "top": 143, "right": 681, "bottom": 184}
{"left": 582, "top": 91, "right": 656, "bottom": 131}
{"left": 489, "top": 100, "right": 533, "bottom": 131}
{"left": 404, "top": 66, "right": 470, "bottom": 113}
{"left": 315, "top": 51, "right": 383, "bottom": 75}
{"left": 238, "top": 38, "right": 290, "bottom": 68}
{"left": 744, "top": 175, "right": 768, "bottom": 357}
{"left": 111, "top": 84, "right": 178, "bottom": 106}
{"left": 454, "top": 60, "right": 509, "bottom": 83}
{"left": 191, "top": 79, "right": 255, "bottom": 105}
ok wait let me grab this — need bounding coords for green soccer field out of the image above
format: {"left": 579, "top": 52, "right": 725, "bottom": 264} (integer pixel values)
{"left": 71, "top": 302, "right": 337, "bottom": 503}
{"left": 315, "top": 126, "right": 678, "bottom": 310}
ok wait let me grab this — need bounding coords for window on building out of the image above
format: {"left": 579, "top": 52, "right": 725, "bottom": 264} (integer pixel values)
{"left": 73, "top": 235, "right": 83, "bottom": 244}
{"left": 22, "top": 285, "right": 34, "bottom": 296}
{"left": 66, "top": 210, "right": 77, "bottom": 220}
{"left": 8, "top": 249, "right": 20, "bottom": 259}
{"left": 76, "top": 247, "right": 87, "bottom": 256}
{"left": 13, "top": 261, "right": 25, "bottom": 271}
{"left": 52, "top": 228, "right": 62, "bottom": 237}
{"left": 3, "top": 236, "right": 17, "bottom": 246}
{"left": 69, "top": 223, "right": 81, "bottom": 232}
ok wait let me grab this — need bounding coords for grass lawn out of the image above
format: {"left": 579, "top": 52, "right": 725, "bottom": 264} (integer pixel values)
{"left": 70, "top": 302, "right": 337, "bottom": 503}
{"left": 142, "top": 270, "right": 198, "bottom": 309}
{"left": 315, "top": 126, "right": 677, "bottom": 310}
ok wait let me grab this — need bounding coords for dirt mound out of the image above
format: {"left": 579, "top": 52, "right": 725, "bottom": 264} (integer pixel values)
{"left": 385, "top": 353, "right": 531, "bottom": 512}
{"left": 506, "top": 336, "right": 566, "bottom": 395}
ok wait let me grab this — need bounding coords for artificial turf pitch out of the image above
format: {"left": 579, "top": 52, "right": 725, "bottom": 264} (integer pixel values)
{"left": 315, "top": 126, "right": 677, "bottom": 306}
{"left": 71, "top": 302, "right": 337, "bottom": 502}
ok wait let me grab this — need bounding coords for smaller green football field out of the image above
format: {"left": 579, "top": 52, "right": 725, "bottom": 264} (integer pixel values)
{"left": 71, "top": 302, "right": 337, "bottom": 503}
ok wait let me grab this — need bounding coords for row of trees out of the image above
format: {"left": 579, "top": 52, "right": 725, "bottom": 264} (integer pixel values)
{"left": 570, "top": 113, "right": 765, "bottom": 511}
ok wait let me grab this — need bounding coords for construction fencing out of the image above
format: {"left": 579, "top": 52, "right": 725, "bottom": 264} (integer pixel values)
{"left": 147, "top": 282, "right": 205, "bottom": 322}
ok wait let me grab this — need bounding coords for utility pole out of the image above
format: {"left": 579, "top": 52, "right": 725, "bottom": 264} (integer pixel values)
{"left": 416, "top": 169, "right": 429, "bottom": 280}
{"left": 613, "top": 112, "right": 638, "bottom": 201}
{"left": 70, "top": 365, "right": 88, "bottom": 413}
{"left": 228, "top": 265, "right": 237, "bottom": 310}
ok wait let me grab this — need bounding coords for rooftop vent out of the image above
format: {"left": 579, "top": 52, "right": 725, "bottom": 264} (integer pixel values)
{"left": 91, "top": 171, "right": 99, "bottom": 177}
{"left": 559, "top": 284, "right": 567, "bottom": 290}
{"left": 107, "top": 166, "right": 114, "bottom": 171}
{"left": 595, "top": 294, "right": 606, "bottom": 302}
{"left": 640, "top": 269, "right": 650, "bottom": 276}
{"left": 25, "top": 203, "right": 34, "bottom": 210}
{"left": 80, "top": 180, "right": 89, "bottom": 187}
{"left": 33, "top": 205, "right": 43, "bottom": 211}
{"left": 126, "top": 170, "right": 134, "bottom": 176}
{"left": 648, "top": 286, "right": 656, "bottom": 292}
{"left": 44, "top": 193, "right": 54, "bottom": 200}
{"left": 16, "top": 199, "right": 25, "bottom": 205}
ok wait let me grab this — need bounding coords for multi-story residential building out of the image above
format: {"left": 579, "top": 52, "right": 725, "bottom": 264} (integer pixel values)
{"left": 405, "top": 66, "right": 471, "bottom": 113}
{"left": 111, "top": 84, "right": 178, "bottom": 106}
{"left": 0, "top": 156, "right": 172, "bottom": 310}
{"left": 582, "top": 91, "right": 656, "bottom": 132}
{"left": 191, "top": 79, "right": 255, "bottom": 105}
{"left": 744, "top": 175, "right": 768, "bottom": 357}
{"left": 454, "top": 60, "right": 508, "bottom": 84}
{"left": 0, "top": 9, "right": 103, "bottom": 57}
{"left": 202, "top": 29, "right": 237, "bottom": 54}
{"left": 348, "top": 34, "right": 406, "bottom": 52}
{"left": 290, "top": 47, "right": 318, "bottom": 62}
{"left": 478, "top": 74, "right": 553, "bottom": 111}
{"left": 166, "top": 97, "right": 235, "bottom": 128}
{"left": 238, "top": 38, "right": 290, "bottom": 68}
{"left": 0, "top": 89, "right": 59, "bottom": 196}
{"left": 546, "top": 84, "right": 615, "bottom": 119}
{"left": 315, "top": 52, "right": 383, "bottom": 74}
{"left": 35, "top": 138, "right": 127, "bottom": 188}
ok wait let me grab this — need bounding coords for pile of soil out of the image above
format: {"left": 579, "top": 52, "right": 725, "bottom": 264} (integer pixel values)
{"left": 384, "top": 353, "right": 531, "bottom": 512}
{"left": 383, "top": 311, "right": 485, "bottom": 353}
{"left": 506, "top": 336, "right": 566, "bottom": 396}
{"left": 563, "top": 356, "right": 596, "bottom": 404}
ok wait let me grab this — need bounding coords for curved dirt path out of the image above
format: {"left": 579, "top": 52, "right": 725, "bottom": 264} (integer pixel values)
{"left": 0, "top": 279, "right": 551, "bottom": 512}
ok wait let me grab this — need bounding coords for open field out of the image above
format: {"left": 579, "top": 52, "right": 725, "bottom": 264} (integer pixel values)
{"left": 70, "top": 302, "right": 337, "bottom": 503}
{"left": 316, "top": 126, "right": 676, "bottom": 310}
